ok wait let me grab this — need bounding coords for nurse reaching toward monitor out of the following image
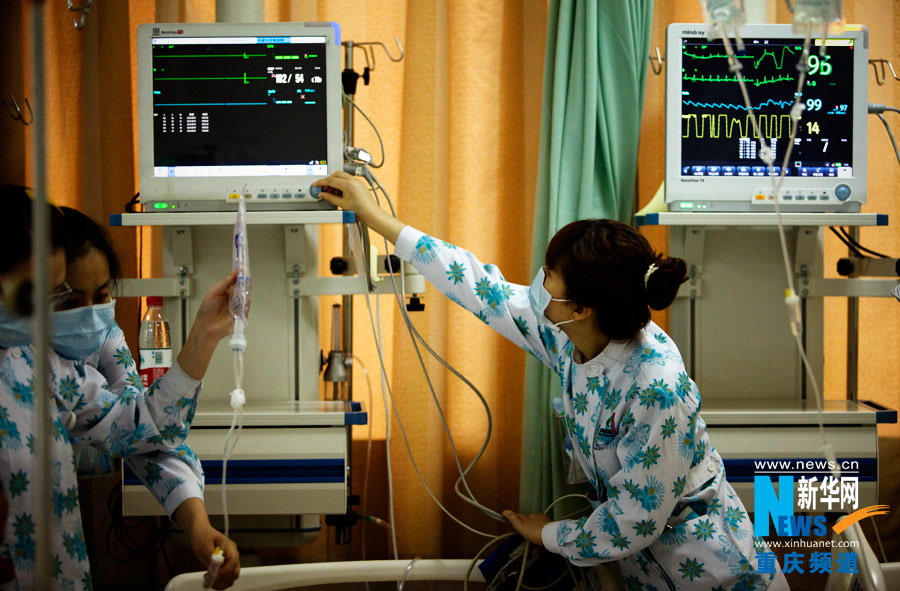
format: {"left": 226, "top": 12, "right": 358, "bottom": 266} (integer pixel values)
{"left": 313, "top": 171, "right": 788, "bottom": 591}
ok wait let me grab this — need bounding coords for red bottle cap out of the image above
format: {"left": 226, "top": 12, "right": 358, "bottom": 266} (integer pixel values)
{"left": 146, "top": 296, "right": 164, "bottom": 307}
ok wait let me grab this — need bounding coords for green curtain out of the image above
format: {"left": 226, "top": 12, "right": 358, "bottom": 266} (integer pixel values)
{"left": 519, "top": 0, "right": 654, "bottom": 517}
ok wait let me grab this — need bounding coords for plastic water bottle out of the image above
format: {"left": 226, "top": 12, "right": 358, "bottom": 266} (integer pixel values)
{"left": 139, "top": 296, "right": 172, "bottom": 388}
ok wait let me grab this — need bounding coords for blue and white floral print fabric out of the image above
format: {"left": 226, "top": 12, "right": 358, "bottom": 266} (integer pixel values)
{"left": 0, "top": 342, "right": 201, "bottom": 591}
{"left": 394, "top": 226, "right": 788, "bottom": 591}
{"left": 84, "top": 323, "right": 203, "bottom": 516}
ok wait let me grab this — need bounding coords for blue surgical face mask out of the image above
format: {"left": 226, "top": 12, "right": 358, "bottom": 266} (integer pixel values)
{"left": 0, "top": 301, "right": 34, "bottom": 349}
{"left": 528, "top": 267, "right": 573, "bottom": 330}
{"left": 51, "top": 300, "right": 117, "bottom": 360}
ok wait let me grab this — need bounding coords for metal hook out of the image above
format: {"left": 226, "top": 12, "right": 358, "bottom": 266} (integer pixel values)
{"left": 346, "top": 36, "right": 405, "bottom": 72}
{"left": 377, "top": 36, "right": 405, "bottom": 62}
{"left": 361, "top": 44, "right": 372, "bottom": 72}
{"left": 869, "top": 59, "right": 899, "bottom": 86}
{"left": 67, "top": 0, "right": 93, "bottom": 30}
{"left": 649, "top": 47, "right": 664, "bottom": 75}
{"left": 2, "top": 94, "right": 34, "bottom": 125}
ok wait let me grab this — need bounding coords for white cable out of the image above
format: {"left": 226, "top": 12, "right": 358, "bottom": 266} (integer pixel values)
{"left": 343, "top": 92, "right": 386, "bottom": 168}
{"left": 717, "top": 25, "right": 834, "bottom": 459}
{"left": 357, "top": 232, "right": 496, "bottom": 538}
{"left": 874, "top": 112, "right": 900, "bottom": 168}
{"left": 871, "top": 516, "right": 888, "bottom": 563}
{"left": 374, "top": 295, "right": 400, "bottom": 558}
{"left": 349, "top": 353, "right": 380, "bottom": 564}
{"left": 342, "top": 103, "right": 502, "bottom": 522}
{"left": 363, "top": 170, "right": 504, "bottom": 522}
{"left": 462, "top": 494, "right": 592, "bottom": 591}
{"left": 362, "top": 281, "right": 496, "bottom": 537}
{"left": 343, "top": 102, "right": 504, "bottom": 535}
{"left": 221, "top": 350, "right": 245, "bottom": 542}
{"left": 398, "top": 556, "right": 422, "bottom": 591}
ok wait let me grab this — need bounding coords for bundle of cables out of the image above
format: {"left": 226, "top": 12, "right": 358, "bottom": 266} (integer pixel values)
{"left": 105, "top": 478, "right": 174, "bottom": 577}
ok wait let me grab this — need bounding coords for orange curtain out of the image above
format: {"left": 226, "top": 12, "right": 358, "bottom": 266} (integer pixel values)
{"left": 311, "top": 0, "right": 549, "bottom": 560}
{"left": 4, "top": 0, "right": 898, "bottom": 572}
{"left": 2, "top": 0, "right": 549, "bottom": 568}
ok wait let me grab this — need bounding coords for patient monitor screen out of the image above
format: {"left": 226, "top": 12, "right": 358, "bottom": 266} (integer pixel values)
{"left": 680, "top": 37, "right": 855, "bottom": 178}
{"left": 151, "top": 35, "right": 329, "bottom": 178}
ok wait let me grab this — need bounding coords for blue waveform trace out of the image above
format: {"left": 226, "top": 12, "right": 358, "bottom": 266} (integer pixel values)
{"left": 683, "top": 98, "right": 795, "bottom": 111}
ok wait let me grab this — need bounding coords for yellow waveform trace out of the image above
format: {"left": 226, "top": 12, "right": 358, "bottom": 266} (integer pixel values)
{"left": 682, "top": 113, "right": 795, "bottom": 139}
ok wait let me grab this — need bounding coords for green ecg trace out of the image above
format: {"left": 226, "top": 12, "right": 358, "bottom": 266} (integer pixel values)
{"left": 154, "top": 73, "right": 266, "bottom": 85}
{"left": 153, "top": 53, "right": 265, "bottom": 58}
{"left": 683, "top": 45, "right": 800, "bottom": 70}
{"left": 683, "top": 73, "right": 795, "bottom": 86}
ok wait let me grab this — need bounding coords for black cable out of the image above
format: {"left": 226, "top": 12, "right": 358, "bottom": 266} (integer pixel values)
{"left": 104, "top": 481, "right": 170, "bottom": 564}
{"left": 152, "top": 518, "right": 174, "bottom": 578}
{"left": 837, "top": 227, "right": 891, "bottom": 259}
{"left": 124, "top": 191, "right": 140, "bottom": 213}
{"left": 828, "top": 227, "right": 866, "bottom": 258}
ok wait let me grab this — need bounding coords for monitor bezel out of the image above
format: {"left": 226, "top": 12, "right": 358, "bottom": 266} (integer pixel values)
{"left": 137, "top": 22, "right": 342, "bottom": 207}
{"left": 664, "top": 23, "right": 869, "bottom": 211}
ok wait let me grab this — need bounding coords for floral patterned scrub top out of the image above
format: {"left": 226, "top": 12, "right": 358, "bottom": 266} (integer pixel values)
{"left": 84, "top": 324, "right": 203, "bottom": 516}
{"left": 0, "top": 342, "right": 200, "bottom": 590}
{"left": 394, "top": 226, "right": 789, "bottom": 591}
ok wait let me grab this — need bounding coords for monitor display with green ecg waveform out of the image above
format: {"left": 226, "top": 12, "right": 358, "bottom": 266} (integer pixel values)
{"left": 664, "top": 24, "right": 869, "bottom": 212}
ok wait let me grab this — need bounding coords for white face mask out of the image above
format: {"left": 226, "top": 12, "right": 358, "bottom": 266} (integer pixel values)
{"left": 528, "top": 267, "right": 574, "bottom": 330}
{"left": 51, "top": 300, "right": 117, "bottom": 360}
{"left": 0, "top": 300, "right": 116, "bottom": 360}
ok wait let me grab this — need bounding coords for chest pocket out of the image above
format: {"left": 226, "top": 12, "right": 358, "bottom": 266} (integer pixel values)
{"left": 591, "top": 411, "right": 625, "bottom": 480}
{"left": 592, "top": 408, "right": 620, "bottom": 450}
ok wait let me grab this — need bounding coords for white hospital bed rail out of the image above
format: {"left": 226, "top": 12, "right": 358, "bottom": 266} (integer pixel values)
{"left": 166, "top": 558, "right": 487, "bottom": 591}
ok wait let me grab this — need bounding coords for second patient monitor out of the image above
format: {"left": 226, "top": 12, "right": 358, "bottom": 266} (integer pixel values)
{"left": 665, "top": 23, "right": 869, "bottom": 212}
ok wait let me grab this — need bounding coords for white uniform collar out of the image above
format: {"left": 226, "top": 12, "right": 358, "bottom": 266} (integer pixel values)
{"left": 572, "top": 338, "right": 632, "bottom": 374}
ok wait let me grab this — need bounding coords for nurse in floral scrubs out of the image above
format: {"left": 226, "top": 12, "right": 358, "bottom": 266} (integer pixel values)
{"left": 313, "top": 171, "right": 788, "bottom": 591}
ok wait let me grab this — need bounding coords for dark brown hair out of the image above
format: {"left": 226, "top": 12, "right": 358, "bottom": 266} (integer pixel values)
{"left": 545, "top": 219, "right": 688, "bottom": 341}
{"left": 0, "top": 185, "right": 65, "bottom": 275}
{"left": 60, "top": 207, "right": 121, "bottom": 284}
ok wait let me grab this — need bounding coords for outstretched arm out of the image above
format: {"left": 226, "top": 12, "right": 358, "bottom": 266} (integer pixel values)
{"left": 314, "top": 171, "right": 566, "bottom": 368}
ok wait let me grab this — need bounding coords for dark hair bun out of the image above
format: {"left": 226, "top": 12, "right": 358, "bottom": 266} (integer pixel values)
{"left": 645, "top": 255, "right": 688, "bottom": 311}
{"left": 546, "top": 219, "right": 689, "bottom": 341}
